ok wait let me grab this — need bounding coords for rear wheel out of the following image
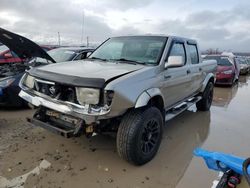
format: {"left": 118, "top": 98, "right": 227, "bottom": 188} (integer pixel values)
{"left": 116, "top": 107, "right": 163, "bottom": 165}
{"left": 196, "top": 82, "right": 214, "bottom": 111}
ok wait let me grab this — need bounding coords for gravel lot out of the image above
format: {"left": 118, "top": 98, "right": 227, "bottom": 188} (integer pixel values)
{"left": 1, "top": 75, "right": 250, "bottom": 188}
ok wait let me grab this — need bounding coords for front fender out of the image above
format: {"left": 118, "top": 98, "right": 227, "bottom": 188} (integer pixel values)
{"left": 200, "top": 73, "right": 215, "bottom": 92}
{"left": 135, "top": 88, "right": 165, "bottom": 108}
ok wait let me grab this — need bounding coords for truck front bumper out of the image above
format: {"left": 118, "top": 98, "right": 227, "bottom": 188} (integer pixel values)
{"left": 19, "top": 90, "right": 110, "bottom": 124}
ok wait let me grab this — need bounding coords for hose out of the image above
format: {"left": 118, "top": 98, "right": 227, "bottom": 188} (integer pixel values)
{"left": 243, "top": 158, "right": 250, "bottom": 186}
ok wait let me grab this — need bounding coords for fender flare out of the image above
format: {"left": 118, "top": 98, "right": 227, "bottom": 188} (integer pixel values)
{"left": 200, "top": 73, "right": 215, "bottom": 92}
{"left": 135, "top": 88, "right": 165, "bottom": 108}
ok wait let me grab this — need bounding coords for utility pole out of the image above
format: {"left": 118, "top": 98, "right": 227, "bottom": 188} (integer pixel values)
{"left": 86, "top": 36, "right": 89, "bottom": 47}
{"left": 58, "top": 32, "right": 61, "bottom": 46}
{"left": 81, "top": 11, "right": 84, "bottom": 45}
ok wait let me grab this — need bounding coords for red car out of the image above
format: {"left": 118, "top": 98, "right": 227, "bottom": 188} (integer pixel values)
{"left": 0, "top": 45, "right": 53, "bottom": 65}
{"left": 204, "top": 55, "right": 239, "bottom": 86}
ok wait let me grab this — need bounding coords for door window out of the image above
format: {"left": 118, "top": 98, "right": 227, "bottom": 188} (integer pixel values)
{"left": 168, "top": 43, "right": 186, "bottom": 64}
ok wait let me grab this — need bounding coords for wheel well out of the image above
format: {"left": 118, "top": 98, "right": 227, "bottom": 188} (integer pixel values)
{"left": 208, "top": 77, "right": 214, "bottom": 84}
{"left": 147, "top": 95, "right": 164, "bottom": 113}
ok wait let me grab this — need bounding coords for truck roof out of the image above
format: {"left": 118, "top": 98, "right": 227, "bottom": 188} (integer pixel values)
{"left": 111, "top": 35, "right": 197, "bottom": 44}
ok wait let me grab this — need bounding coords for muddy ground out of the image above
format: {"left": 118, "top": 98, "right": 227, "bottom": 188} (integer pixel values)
{"left": 1, "top": 76, "right": 250, "bottom": 188}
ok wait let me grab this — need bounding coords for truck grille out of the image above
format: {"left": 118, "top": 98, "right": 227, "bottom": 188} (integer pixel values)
{"left": 34, "top": 79, "right": 77, "bottom": 103}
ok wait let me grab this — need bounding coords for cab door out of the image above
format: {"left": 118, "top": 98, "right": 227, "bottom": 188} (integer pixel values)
{"left": 186, "top": 42, "right": 204, "bottom": 94}
{"left": 161, "top": 40, "right": 193, "bottom": 108}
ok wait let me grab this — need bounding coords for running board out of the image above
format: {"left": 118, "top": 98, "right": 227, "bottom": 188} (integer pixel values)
{"left": 165, "top": 96, "right": 202, "bottom": 122}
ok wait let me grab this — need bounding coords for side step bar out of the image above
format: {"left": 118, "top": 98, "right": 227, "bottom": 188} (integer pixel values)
{"left": 165, "top": 96, "right": 202, "bottom": 122}
{"left": 27, "top": 118, "right": 75, "bottom": 138}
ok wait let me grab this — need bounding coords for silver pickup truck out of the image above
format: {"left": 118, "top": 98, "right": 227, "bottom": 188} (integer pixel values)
{"left": 19, "top": 35, "right": 217, "bottom": 165}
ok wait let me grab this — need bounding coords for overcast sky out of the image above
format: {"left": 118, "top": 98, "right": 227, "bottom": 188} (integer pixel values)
{"left": 1, "top": 0, "right": 250, "bottom": 52}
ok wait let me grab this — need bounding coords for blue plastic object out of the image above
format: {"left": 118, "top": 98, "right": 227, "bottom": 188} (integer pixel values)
{"left": 194, "top": 148, "right": 250, "bottom": 175}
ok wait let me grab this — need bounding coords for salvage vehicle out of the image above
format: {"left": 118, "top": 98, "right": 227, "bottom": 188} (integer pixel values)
{"left": 19, "top": 35, "right": 217, "bottom": 165}
{"left": 204, "top": 55, "right": 238, "bottom": 86}
{"left": 0, "top": 28, "right": 94, "bottom": 106}
{"left": 0, "top": 44, "right": 52, "bottom": 65}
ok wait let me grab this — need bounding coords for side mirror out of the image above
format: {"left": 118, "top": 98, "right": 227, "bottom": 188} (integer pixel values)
{"left": 4, "top": 53, "right": 12, "bottom": 59}
{"left": 165, "top": 56, "right": 184, "bottom": 68}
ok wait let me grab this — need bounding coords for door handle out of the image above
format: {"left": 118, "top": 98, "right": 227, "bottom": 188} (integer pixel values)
{"left": 199, "top": 68, "right": 202, "bottom": 71}
{"left": 187, "top": 70, "right": 191, "bottom": 74}
{"left": 164, "top": 75, "right": 171, "bottom": 79}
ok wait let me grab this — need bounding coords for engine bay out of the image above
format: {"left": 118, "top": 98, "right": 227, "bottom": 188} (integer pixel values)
{"left": 0, "top": 63, "right": 27, "bottom": 78}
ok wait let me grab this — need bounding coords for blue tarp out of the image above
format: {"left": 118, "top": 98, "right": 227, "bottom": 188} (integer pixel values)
{"left": 194, "top": 148, "right": 250, "bottom": 175}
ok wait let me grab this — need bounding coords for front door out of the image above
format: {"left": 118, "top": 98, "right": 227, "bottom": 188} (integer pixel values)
{"left": 161, "top": 41, "right": 193, "bottom": 108}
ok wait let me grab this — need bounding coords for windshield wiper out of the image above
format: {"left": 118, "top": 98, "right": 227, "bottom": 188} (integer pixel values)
{"left": 88, "top": 57, "right": 107, "bottom": 61}
{"left": 110, "top": 58, "right": 146, "bottom": 65}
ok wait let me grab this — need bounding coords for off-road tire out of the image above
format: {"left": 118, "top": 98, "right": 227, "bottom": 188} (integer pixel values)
{"left": 196, "top": 82, "right": 214, "bottom": 111}
{"left": 116, "top": 107, "right": 163, "bottom": 165}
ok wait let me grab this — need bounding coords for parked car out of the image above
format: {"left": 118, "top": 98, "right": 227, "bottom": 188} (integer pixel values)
{"left": 19, "top": 35, "right": 217, "bottom": 165}
{"left": 30, "top": 47, "right": 94, "bottom": 67}
{"left": 0, "top": 44, "right": 53, "bottom": 65}
{"left": 204, "top": 55, "right": 238, "bottom": 86}
{"left": 221, "top": 52, "right": 240, "bottom": 79}
{"left": 236, "top": 57, "right": 250, "bottom": 75}
{"left": 0, "top": 27, "right": 94, "bottom": 106}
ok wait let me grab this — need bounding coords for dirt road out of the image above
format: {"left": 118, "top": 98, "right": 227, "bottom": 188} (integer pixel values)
{"left": 1, "top": 76, "right": 250, "bottom": 188}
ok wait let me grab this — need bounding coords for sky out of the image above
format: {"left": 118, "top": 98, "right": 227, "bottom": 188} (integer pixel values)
{"left": 0, "top": 0, "right": 250, "bottom": 52}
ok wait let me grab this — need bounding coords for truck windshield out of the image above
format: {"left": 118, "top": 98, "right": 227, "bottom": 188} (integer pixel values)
{"left": 204, "top": 56, "right": 232, "bottom": 66}
{"left": 89, "top": 36, "right": 167, "bottom": 65}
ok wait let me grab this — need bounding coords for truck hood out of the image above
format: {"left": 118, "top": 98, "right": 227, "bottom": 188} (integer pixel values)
{"left": 0, "top": 27, "right": 55, "bottom": 63}
{"left": 28, "top": 60, "right": 145, "bottom": 88}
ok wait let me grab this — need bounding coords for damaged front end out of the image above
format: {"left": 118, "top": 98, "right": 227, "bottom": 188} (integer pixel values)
{"left": 19, "top": 73, "right": 115, "bottom": 137}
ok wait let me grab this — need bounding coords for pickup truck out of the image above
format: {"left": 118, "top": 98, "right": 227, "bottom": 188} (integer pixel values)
{"left": 19, "top": 35, "right": 217, "bottom": 165}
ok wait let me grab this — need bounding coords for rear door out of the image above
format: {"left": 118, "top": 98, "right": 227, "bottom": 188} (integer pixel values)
{"left": 186, "top": 42, "right": 204, "bottom": 94}
{"left": 161, "top": 39, "right": 193, "bottom": 108}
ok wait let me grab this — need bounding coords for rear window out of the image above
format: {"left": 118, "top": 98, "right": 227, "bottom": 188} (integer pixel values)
{"left": 204, "top": 56, "right": 232, "bottom": 66}
{"left": 187, "top": 44, "right": 199, "bottom": 64}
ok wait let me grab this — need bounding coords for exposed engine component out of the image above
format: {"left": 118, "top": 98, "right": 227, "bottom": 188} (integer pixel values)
{"left": 0, "top": 63, "right": 27, "bottom": 78}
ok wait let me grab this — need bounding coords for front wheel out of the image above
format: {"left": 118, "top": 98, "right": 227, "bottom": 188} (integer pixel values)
{"left": 116, "top": 107, "right": 163, "bottom": 165}
{"left": 196, "top": 82, "right": 214, "bottom": 111}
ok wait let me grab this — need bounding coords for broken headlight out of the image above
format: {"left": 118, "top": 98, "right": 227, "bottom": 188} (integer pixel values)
{"left": 23, "top": 74, "right": 35, "bottom": 88}
{"left": 75, "top": 87, "right": 100, "bottom": 105}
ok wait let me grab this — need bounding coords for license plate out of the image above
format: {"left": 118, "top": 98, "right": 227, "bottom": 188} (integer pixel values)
{"left": 46, "top": 110, "right": 80, "bottom": 124}
{"left": 46, "top": 110, "right": 60, "bottom": 118}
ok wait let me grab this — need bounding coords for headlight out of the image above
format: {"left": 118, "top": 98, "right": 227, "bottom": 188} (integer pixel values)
{"left": 76, "top": 87, "right": 100, "bottom": 105}
{"left": 0, "top": 77, "right": 15, "bottom": 88}
{"left": 223, "top": 70, "right": 233, "bottom": 74}
{"left": 23, "top": 74, "right": 35, "bottom": 88}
